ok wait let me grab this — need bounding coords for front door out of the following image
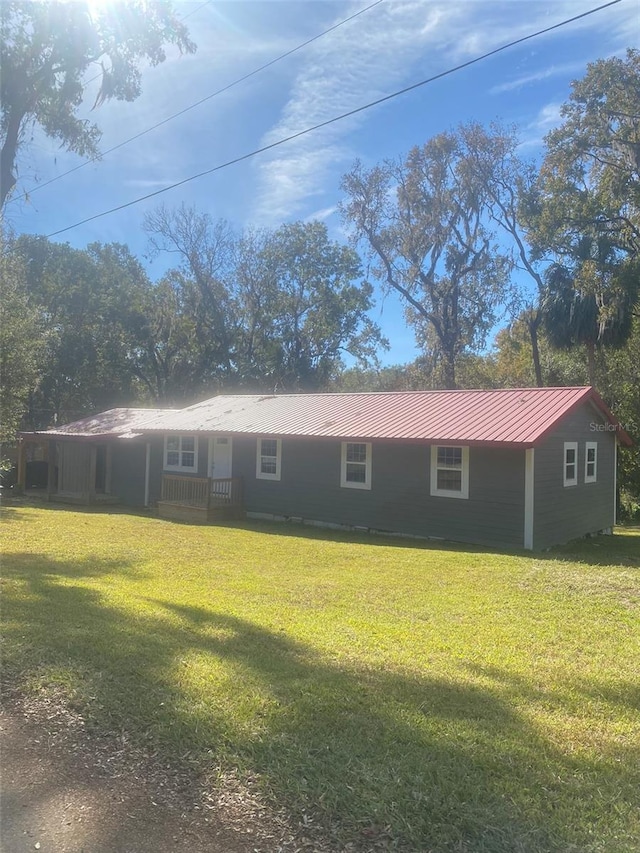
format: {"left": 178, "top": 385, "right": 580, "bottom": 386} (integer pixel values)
{"left": 208, "top": 436, "right": 233, "bottom": 479}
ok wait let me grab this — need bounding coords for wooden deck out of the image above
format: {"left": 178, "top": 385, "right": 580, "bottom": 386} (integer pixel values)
{"left": 157, "top": 475, "right": 244, "bottom": 523}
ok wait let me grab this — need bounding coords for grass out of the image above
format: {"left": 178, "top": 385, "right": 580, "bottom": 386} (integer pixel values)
{"left": 2, "top": 504, "right": 639, "bottom": 852}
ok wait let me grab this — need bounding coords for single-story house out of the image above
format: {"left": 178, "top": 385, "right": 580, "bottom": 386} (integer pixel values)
{"left": 18, "top": 386, "right": 632, "bottom": 551}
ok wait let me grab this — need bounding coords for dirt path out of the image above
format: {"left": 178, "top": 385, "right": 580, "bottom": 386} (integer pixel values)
{"left": 0, "top": 711, "right": 270, "bottom": 853}
{"left": 0, "top": 697, "right": 331, "bottom": 853}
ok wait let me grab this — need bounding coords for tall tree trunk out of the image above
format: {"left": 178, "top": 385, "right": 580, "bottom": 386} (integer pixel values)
{"left": 586, "top": 340, "right": 597, "bottom": 387}
{"left": 526, "top": 310, "right": 544, "bottom": 387}
{"left": 442, "top": 350, "right": 457, "bottom": 389}
{"left": 1, "top": 107, "right": 24, "bottom": 208}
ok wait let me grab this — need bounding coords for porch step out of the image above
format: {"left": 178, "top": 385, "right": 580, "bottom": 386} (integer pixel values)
{"left": 157, "top": 500, "right": 245, "bottom": 524}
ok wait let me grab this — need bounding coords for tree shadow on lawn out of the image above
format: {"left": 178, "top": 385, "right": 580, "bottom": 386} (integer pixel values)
{"left": 5, "top": 502, "right": 638, "bottom": 568}
{"left": 466, "top": 662, "right": 640, "bottom": 721}
{"left": 221, "top": 516, "right": 505, "bottom": 555}
{"left": 546, "top": 529, "right": 640, "bottom": 568}
{"left": 0, "top": 504, "right": 39, "bottom": 523}
{"left": 206, "top": 515, "right": 640, "bottom": 568}
{"left": 3, "top": 553, "right": 638, "bottom": 852}
{"left": 1, "top": 497, "right": 155, "bottom": 519}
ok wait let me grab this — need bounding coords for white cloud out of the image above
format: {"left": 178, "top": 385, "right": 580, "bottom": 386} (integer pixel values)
{"left": 252, "top": 0, "right": 463, "bottom": 224}
{"left": 251, "top": 0, "right": 632, "bottom": 224}
{"left": 518, "top": 100, "right": 564, "bottom": 149}
{"left": 490, "top": 60, "right": 587, "bottom": 94}
{"left": 124, "top": 178, "right": 185, "bottom": 188}
{"left": 303, "top": 205, "right": 338, "bottom": 223}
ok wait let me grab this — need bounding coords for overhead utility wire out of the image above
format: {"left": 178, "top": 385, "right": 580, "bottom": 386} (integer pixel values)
{"left": 46, "top": 0, "right": 621, "bottom": 239}
{"left": 16, "top": 0, "right": 384, "bottom": 203}
{"left": 177, "top": 0, "right": 215, "bottom": 22}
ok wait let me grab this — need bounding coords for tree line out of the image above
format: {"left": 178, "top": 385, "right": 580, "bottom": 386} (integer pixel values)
{"left": 1, "top": 50, "right": 638, "bottom": 511}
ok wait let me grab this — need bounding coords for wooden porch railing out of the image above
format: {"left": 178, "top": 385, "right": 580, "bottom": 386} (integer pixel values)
{"left": 209, "top": 476, "right": 243, "bottom": 506}
{"left": 161, "top": 475, "right": 243, "bottom": 507}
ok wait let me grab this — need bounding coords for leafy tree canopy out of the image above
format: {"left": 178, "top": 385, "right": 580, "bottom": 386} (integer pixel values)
{"left": 340, "top": 126, "right": 514, "bottom": 389}
{"left": 0, "top": 230, "right": 45, "bottom": 448}
{"left": 143, "top": 206, "right": 385, "bottom": 397}
{"left": 13, "top": 234, "right": 153, "bottom": 426}
{"left": 525, "top": 48, "right": 640, "bottom": 261}
{"left": 1, "top": 0, "right": 195, "bottom": 207}
{"left": 521, "top": 50, "right": 640, "bottom": 384}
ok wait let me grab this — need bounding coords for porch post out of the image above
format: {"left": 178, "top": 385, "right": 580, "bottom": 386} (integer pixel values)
{"left": 88, "top": 444, "right": 97, "bottom": 504}
{"left": 105, "top": 444, "right": 112, "bottom": 494}
{"left": 613, "top": 440, "right": 617, "bottom": 528}
{"left": 16, "top": 438, "right": 26, "bottom": 493}
{"left": 46, "top": 440, "right": 56, "bottom": 500}
{"left": 144, "top": 442, "right": 151, "bottom": 507}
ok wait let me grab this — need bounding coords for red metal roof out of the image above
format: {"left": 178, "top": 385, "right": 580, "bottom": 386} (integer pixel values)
{"left": 20, "top": 408, "right": 175, "bottom": 440}
{"left": 137, "top": 387, "right": 632, "bottom": 447}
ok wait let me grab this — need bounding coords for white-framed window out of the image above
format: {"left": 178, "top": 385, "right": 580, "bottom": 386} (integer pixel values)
{"left": 563, "top": 441, "right": 578, "bottom": 487}
{"left": 256, "top": 438, "right": 281, "bottom": 481}
{"left": 430, "top": 445, "right": 469, "bottom": 499}
{"left": 340, "top": 442, "right": 372, "bottom": 490}
{"left": 584, "top": 441, "right": 598, "bottom": 483}
{"left": 164, "top": 434, "right": 198, "bottom": 472}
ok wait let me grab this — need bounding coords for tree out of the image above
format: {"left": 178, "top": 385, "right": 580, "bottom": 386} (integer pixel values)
{"left": 129, "top": 275, "right": 201, "bottom": 403}
{"left": 0, "top": 231, "right": 44, "bottom": 448}
{"left": 340, "top": 129, "right": 512, "bottom": 389}
{"left": 144, "top": 206, "right": 384, "bottom": 395}
{"left": 524, "top": 50, "right": 640, "bottom": 382}
{"left": 599, "top": 315, "right": 640, "bottom": 518}
{"left": 14, "top": 234, "right": 153, "bottom": 425}
{"left": 244, "top": 221, "right": 384, "bottom": 390}
{"left": 461, "top": 122, "right": 547, "bottom": 385}
{"left": 144, "top": 205, "right": 245, "bottom": 395}
{"left": 1, "top": 0, "right": 195, "bottom": 207}
{"left": 542, "top": 250, "right": 638, "bottom": 387}
{"left": 528, "top": 49, "right": 640, "bottom": 262}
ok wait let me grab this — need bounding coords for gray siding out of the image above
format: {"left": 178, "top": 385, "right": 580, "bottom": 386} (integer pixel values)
{"left": 109, "top": 434, "right": 220, "bottom": 507}
{"left": 110, "top": 434, "right": 201, "bottom": 507}
{"left": 148, "top": 437, "right": 165, "bottom": 505}
{"left": 67, "top": 404, "right": 619, "bottom": 550}
{"left": 533, "top": 402, "right": 616, "bottom": 549}
{"left": 146, "top": 434, "right": 208, "bottom": 506}
{"left": 232, "top": 437, "right": 525, "bottom": 549}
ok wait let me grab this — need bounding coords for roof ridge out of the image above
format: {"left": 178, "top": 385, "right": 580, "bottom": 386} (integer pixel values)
{"left": 195, "top": 386, "right": 592, "bottom": 401}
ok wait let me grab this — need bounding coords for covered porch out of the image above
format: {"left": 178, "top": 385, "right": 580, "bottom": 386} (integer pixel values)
{"left": 158, "top": 474, "right": 244, "bottom": 523}
{"left": 16, "top": 436, "right": 120, "bottom": 505}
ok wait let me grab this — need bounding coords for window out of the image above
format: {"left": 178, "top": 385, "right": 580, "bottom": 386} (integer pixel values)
{"left": 164, "top": 435, "right": 198, "bottom": 472}
{"left": 563, "top": 441, "right": 578, "bottom": 487}
{"left": 585, "top": 441, "right": 598, "bottom": 483}
{"left": 340, "top": 442, "right": 372, "bottom": 490}
{"left": 256, "top": 438, "right": 281, "bottom": 480}
{"left": 430, "top": 445, "right": 469, "bottom": 499}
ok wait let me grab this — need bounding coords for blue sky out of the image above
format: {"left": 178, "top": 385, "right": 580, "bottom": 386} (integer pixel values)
{"left": 4, "top": 0, "right": 638, "bottom": 364}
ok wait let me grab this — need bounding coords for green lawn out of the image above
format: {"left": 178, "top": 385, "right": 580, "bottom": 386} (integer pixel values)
{"left": 2, "top": 504, "right": 639, "bottom": 852}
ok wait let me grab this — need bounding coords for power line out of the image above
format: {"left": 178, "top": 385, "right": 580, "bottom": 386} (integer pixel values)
{"left": 15, "top": 0, "right": 384, "bottom": 203}
{"left": 46, "top": 0, "right": 621, "bottom": 240}
{"left": 179, "top": 0, "right": 215, "bottom": 22}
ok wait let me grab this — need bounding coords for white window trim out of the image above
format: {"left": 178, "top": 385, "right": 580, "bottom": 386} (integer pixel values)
{"left": 256, "top": 438, "right": 282, "bottom": 481}
{"left": 563, "top": 441, "right": 578, "bottom": 487}
{"left": 340, "top": 442, "right": 372, "bottom": 490}
{"left": 430, "top": 445, "right": 469, "bottom": 499}
{"left": 163, "top": 434, "right": 198, "bottom": 473}
{"left": 584, "top": 441, "right": 598, "bottom": 484}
